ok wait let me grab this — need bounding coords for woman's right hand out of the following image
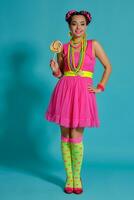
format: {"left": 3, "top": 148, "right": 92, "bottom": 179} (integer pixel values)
{"left": 49, "top": 59, "right": 59, "bottom": 72}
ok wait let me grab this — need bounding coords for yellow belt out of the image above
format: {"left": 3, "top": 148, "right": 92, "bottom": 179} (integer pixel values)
{"left": 64, "top": 70, "right": 93, "bottom": 78}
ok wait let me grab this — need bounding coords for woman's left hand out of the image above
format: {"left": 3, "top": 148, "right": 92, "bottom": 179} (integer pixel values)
{"left": 88, "top": 85, "right": 102, "bottom": 93}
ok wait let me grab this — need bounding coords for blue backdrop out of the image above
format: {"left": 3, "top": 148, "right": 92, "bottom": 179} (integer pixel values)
{"left": 0, "top": 0, "right": 134, "bottom": 199}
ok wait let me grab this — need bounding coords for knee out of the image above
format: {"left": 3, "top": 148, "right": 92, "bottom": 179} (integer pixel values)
{"left": 60, "top": 126, "right": 70, "bottom": 138}
{"left": 70, "top": 127, "right": 84, "bottom": 138}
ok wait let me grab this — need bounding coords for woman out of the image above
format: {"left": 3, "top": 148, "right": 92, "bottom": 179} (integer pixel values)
{"left": 45, "top": 10, "right": 112, "bottom": 194}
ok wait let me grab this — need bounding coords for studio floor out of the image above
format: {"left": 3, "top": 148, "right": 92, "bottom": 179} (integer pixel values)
{"left": 0, "top": 159, "right": 134, "bottom": 200}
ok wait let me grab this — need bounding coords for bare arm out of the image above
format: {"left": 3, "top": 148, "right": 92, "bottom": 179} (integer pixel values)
{"left": 88, "top": 40, "right": 112, "bottom": 93}
{"left": 57, "top": 50, "right": 64, "bottom": 74}
{"left": 49, "top": 48, "right": 64, "bottom": 78}
{"left": 93, "top": 40, "right": 112, "bottom": 87}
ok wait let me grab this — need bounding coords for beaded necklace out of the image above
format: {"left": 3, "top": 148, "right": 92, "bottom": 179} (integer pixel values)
{"left": 67, "top": 34, "right": 87, "bottom": 72}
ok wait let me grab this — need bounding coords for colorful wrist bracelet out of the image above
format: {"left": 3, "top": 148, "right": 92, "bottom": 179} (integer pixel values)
{"left": 52, "top": 68, "right": 62, "bottom": 77}
{"left": 58, "top": 74, "right": 63, "bottom": 79}
{"left": 97, "top": 83, "right": 105, "bottom": 91}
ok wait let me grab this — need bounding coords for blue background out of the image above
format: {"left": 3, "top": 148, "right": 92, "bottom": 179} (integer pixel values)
{"left": 0, "top": 0, "right": 134, "bottom": 199}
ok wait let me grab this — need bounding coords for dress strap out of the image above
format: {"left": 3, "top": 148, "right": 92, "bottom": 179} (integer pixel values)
{"left": 86, "top": 40, "right": 94, "bottom": 59}
{"left": 63, "top": 43, "right": 69, "bottom": 57}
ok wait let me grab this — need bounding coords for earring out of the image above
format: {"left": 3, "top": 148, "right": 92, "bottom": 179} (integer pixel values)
{"left": 83, "top": 32, "right": 87, "bottom": 38}
{"left": 68, "top": 31, "right": 72, "bottom": 37}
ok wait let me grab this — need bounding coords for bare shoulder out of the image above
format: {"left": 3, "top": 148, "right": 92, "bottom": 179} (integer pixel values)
{"left": 92, "top": 39, "right": 105, "bottom": 57}
{"left": 92, "top": 39, "right": 102, "bottom": 49}
{"left": 92, "top": 39, "right": 112, "bottom": 70}
{"left": 91, "top": 39, "right": 100, "bottom": 57}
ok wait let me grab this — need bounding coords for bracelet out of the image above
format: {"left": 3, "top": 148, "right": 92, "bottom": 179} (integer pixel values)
{"left": 58, "top": 74, "right": 63, "bottom": 79}
{"left": 52, "top": 68, "right": 62, "bottom": 78}
{"left": 97, "top": 83, "right": 105, "bottom": 91}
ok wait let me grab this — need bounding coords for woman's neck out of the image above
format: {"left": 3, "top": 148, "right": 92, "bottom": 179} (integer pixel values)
{"left": 72, "top": 35, "right": 84, "bottom": 43}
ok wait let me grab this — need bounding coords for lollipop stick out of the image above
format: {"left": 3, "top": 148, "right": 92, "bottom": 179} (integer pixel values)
{"left": 53, "top": 52, "right": 56, "bottom": 60}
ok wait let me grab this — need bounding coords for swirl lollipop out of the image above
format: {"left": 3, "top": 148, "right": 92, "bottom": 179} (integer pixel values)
{"left": 50, "top": 40, "right": 63, "bottom": 60}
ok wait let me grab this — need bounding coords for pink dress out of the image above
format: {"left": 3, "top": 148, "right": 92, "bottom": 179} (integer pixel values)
{"left": 45, "top": 40, "right": 100, "bottom": 128}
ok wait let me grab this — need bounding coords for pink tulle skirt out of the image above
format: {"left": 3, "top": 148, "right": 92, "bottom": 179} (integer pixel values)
{"left": 45, "top": 76, "right": 100, "bottom": 128}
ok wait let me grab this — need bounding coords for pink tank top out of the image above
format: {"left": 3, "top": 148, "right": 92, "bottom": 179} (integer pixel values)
{"left": 63, "top": 40, "right": 96, "bottom": 73}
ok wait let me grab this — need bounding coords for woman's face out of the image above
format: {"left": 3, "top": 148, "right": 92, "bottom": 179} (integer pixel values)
{"left": 69, "top": 15, "right": 87, "bottom": 38}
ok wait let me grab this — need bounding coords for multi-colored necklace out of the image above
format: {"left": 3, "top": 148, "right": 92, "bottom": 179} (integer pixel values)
{"left": 67, "top": 34, "right": 87, "bottom": 72}
{"left": 69, "top": 41, "right": 82, "bottom": 48}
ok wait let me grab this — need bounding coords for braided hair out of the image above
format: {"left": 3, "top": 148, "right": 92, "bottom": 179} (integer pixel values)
{"left": 65, "top": 10, "right": 92, "bottom": 25}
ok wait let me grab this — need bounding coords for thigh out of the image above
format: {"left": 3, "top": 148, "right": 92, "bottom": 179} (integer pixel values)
{"left": 60, "top": 125, "right": 71, "bottom": 138}
{"left": 70, "top": 127, "right": 85, "bottom": 138}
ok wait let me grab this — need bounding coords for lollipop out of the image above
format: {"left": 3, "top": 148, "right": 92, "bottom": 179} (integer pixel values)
{"left": 50, "top": 40, "right": 63, "bottom": 59}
